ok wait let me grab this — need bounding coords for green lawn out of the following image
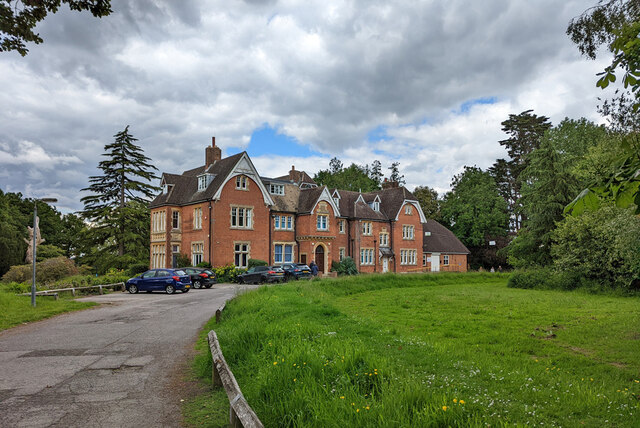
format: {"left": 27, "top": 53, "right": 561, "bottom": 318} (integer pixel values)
{"left": 0, "top": 293, "right": 96, "bottom": 331}
{"left": 187, "top": 273, "right": 640, "bottom": 427}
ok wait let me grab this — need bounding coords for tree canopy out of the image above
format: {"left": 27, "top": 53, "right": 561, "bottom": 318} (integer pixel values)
{"left": 0, "top": 0, "right": 112, "bottom": 56}
{"left": 81, "top": 126, "right": 158, "bottom": 271}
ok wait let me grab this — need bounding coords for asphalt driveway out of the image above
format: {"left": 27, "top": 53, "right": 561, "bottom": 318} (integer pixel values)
{"left": 0, "top": 283, "right": 256, "bottom": 427}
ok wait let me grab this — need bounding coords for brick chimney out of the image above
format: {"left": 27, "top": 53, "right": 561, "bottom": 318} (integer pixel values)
{"left": 289, "top": 165, "right": 298, "bottom": 181}
{"left": 382, "top": 177, "right": 399, "bottom": 189}
{"left": 205, "top": 137, "right": 222, "bottom": 168}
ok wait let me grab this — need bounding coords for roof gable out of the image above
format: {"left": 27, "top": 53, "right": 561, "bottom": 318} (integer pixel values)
{"left": 212, "top": 153, "right": 275, "bottom": 206}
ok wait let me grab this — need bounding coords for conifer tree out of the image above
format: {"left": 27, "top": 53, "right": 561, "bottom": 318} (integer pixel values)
{"left": 81, "top": 126, "right": 158, "bottom": 270}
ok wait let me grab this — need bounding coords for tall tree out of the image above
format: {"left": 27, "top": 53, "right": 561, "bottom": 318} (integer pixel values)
{"left": 0, "top": 0, "right": 112, "bottom": 56}
{"left": 81, "top": 126, "right": 158, "bottom": 269}
{"left": 413, "top": 185, "right": 441, "bottom": 221}
{"left": 387, "top": 162, "right": 406, "bottom": 185}
{"left": 440, "top": 166, "right": 509, "bottom": 268}
{"left": 369, "top": 160, "right": 383, "bottom": 186}
{"left": 0, "top": 189, "right": 28, "bottom": 276}
{"left": 494, "top": 110, "right": 552, "bottom": 230}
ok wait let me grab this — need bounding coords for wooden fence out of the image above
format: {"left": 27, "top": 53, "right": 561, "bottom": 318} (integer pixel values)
{"left": 20, "top": 282, "right": 125, "bottom": 298}
{"left": 208, "top": 330, "right": 263, "bottom": 428}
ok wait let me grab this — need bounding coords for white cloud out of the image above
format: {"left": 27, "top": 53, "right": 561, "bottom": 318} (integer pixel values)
{"left": 0, "top": 141, "right": 82, "bottom": 169}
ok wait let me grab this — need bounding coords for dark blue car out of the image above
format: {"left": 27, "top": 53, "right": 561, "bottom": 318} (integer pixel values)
{"left": 126, "top": 269, "right": 191, "bottom": 294}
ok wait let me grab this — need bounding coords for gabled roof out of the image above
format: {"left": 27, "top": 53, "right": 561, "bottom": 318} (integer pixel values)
{"left": 423, "top": 220, "right": 470, "bottom": 254}
{"left": 150, "top": 152, "right": 247, "bottom": 208}
{"left": 276, "top": 169, "right": 317, "bottom": 187}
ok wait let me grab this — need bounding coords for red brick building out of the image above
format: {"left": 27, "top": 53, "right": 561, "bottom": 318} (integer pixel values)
{"left": 149, "top": 138, "right": 467, "bottom": 274}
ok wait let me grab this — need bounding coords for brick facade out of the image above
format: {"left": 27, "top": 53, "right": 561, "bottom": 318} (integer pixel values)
{"left": 149, "top": 139, "right": 467, "bottom": 274}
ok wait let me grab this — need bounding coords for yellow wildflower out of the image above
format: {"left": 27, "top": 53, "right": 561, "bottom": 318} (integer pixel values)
{"left": 442, "top": 406, "right": 448, "bottom": 411}
{"left": 340, "top": 396, "right": 345, "bottom": 399}
{"left": 356, "top": 409, "right": 360, "bottom": 413}
{"left": 366, "top": 406, "right": 370, "bottom": 410}
{"left": 453, "top": 399, "right": 457, "bottom": 403}
{"left": 273, "top": 362, "right": 277, "bottom": 365}
{"left": 293, "top": 379, "right": 297, "bottom": 382}
{"left": 459, "top": 400, "right": 465, "bottom": 405}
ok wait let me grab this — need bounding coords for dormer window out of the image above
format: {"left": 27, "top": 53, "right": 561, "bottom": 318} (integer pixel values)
{"left": 198, "top": 176, "right": 207, "bottom": 191}
{"left": 163, "top": 184, "right": 169, "bottom": 194}
{"left": 405, "top": 205, "right": 413, "bottom": 215}
{"left": 270, "top": 184, "right": 284, "bottom": 195}
{"left": 236, "top": 175, "right": 248, "bottom": 190}
{"left": 372, "top": 201, "right": 380, "bottom": 211}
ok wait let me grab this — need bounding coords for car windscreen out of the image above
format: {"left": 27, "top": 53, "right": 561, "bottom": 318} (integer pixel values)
{"left": 174, "top": 270, "right": 187, "bottom": 276}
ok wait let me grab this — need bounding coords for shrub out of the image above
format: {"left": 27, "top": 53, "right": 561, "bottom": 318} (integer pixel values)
{"left": 332, "top": 257, "right": 358, "bottom": 276}
{"left": 248, "top": 259, "right": 268, "bottom": 269}
{"left": 127, "top": 263, "right": 149, "bottom": 276}
{"left": 213, "top": 264, "right": 245, "bottom": 283}
{"left": 552, "top": 206, "right": 640, "bottom": 289}
{"left": 1, "top": 257, "right": 79, "bottom": 285}
{"left": 196, "top": 261, "right": 212, "bottom": 269}
{"left": 331, "top": 260, "right": 341, "bottom": 272}
{"left": 176, "top": 253, "right": 191, "bottom": 268}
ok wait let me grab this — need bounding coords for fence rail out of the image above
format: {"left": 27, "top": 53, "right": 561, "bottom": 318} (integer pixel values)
{"left": 208, "top": 330, "right": 263, "bottom": 428}
{"left": 20, "top": 282, "right": 125, "bottom": 297}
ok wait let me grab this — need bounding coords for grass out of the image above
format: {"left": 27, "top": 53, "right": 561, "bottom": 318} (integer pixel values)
{"left": 0, "top": 293, "right": 96, "bottom": 331}
{"left": 185, "top": 273, "right": 640, "bottom": 427}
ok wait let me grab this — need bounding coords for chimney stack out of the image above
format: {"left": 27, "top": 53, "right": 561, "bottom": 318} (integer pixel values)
{"left": 382, "top": 178, "right": 399, "bottom": 189}
{"left": 289, "top": 165, "right": 298, "bottom": 181}
{"left": 205, "top": 136, "right": 222, "bottom": 168}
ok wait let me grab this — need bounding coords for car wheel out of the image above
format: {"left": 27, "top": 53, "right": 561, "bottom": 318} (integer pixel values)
{"left": 128, "top": 284, "right": 138, "bottom": 294}
{"left": 165, "top": 284, "right": 175, "bottom": 294}
{"left": 205, "top": 284, "right": 213, "bottom": 289}
{"left": 238, "top": 277, "right": 244, "bottom": 284}
{"left": 193, "top": 280, "right": 202, "bottom": 289}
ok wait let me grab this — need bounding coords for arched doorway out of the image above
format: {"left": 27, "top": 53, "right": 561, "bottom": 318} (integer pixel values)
{"left": 315, "top": 245, "right": 325, "bottom": 274}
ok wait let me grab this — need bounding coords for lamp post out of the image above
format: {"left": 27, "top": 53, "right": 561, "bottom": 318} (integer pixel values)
{"left": 31, "top": 198, "right": 57, "bottom": 307}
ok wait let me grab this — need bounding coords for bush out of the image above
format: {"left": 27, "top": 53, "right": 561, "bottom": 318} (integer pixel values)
{"left": 127, "top": 263, "right": 149, "bottom": 276}
{"left": 35, "top": 244, "right": 65, "bottom": 262}
{"left": 1, "top": 257, "right": 79, "bottom": 285}
{"left": 213, "top": 264, "right": 245, "bottom": 283}
{"left": 175, "top": 253, "right": 191, "bottom": 268}
{"left": 552, "top": 206, "right": 640, "bottom": 289}
{"left": 334, "top": 257, "right": 358, "bottom": 276}
{"left": 248, "top": 259, "right": 268, "bottom": 269}
{"left": 196, "top": 261, "right": 212, "bottom": 269}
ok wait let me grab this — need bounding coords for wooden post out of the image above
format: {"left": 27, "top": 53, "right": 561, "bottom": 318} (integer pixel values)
{"left": 99, "top": 285, "right": 103, "bottom": 295}
{"left": 71, "top": 288, "right": 76, "bottom": 297}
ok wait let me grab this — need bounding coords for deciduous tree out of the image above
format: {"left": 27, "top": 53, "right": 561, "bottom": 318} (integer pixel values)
{"left": 0, "top": 0, "right": 112, "bottom": 56}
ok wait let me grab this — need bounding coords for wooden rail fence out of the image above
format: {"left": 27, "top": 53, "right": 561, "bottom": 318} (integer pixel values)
{"left": 20, "top": 282, "right": 125, "bottom": 298}
{"left": 208, "top": 330, "right": 263, "bottom": 428}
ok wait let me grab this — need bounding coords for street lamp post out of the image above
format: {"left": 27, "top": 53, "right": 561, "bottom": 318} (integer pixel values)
{"left": 31, "top": 198, "right": 57, "bottom": 307}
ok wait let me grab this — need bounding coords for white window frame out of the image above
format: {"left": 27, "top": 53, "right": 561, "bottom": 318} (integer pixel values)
{"left": 235, "top": 175, "right": 248, "bottom": 190}
{"left": 270, "top": 184, "right": 284, "bottom": 195}
{"left": 191, "top": 242, "right": 204, "bottom": 266}
{"left": 402, "top": 225, "right": 415, "bottom": 240}
{"left": 423, "top": 254, "right": 427, "bottom": 266}
{"left": 198, "top": 176, "right": 207, "bottom": 191}
{"left": 274, "top": 215, "right": 293, "bottom": 231}
{"left": 443, "top": 255, "right": 450, "bottom": 266}
{"left": 400, "top": 249, "right": 417, "bottom": 265}
{"left": 339, "top": 247, "right": 345, "bottom": 261}
{"left": 338, "top": 220, "right": 345, "bottom": 234}
{"left": 194, "top": 207, "right": 202, "bottom": 230}
{"left": 379, "top": 232, "right": 389, "bottom": 247}
{"left": 317, "top": 215, "right": 328, "bottom": 231}
{"left": 152, "top": 211, "right": 166, "bottom": 233}
{"left": 362, "top": 221, "right": 372, "bottom": 235}
{"left": 405, "top": 205, "right": 413, "bottom": 215}
{"left": 231, "top": 206, "right": 253, "bottom": 229}
{"left": 360, "top": 248, "right": 374, "bottom": 265}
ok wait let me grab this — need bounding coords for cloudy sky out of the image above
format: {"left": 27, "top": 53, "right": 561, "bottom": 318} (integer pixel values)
{"left": 0, "top": 0, "right": 610, "bottom": 213}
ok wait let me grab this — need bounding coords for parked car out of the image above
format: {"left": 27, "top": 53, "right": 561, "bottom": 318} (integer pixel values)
{"left": 183, "top": 267, "right": 217, "bottom": 289}
{"left": 281, "top": 263, "right": 312, "bottom": 281}
{"left": 237, "top": 266, "right": 285, "bottom": 284}
{"left": 126, "top": 269, "right": 191, "bottom": 294}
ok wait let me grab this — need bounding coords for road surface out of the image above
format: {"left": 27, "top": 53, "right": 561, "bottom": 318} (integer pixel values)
{"left": 0, "top": 283, "right": 256, "bottom": 427}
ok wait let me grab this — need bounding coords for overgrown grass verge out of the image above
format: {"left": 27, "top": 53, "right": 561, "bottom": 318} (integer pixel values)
{"left": 0, "top": 293, "right": 96, "bottom": 331}
{"left": 185, "top": 273, "right": 640, "bottom": 427}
